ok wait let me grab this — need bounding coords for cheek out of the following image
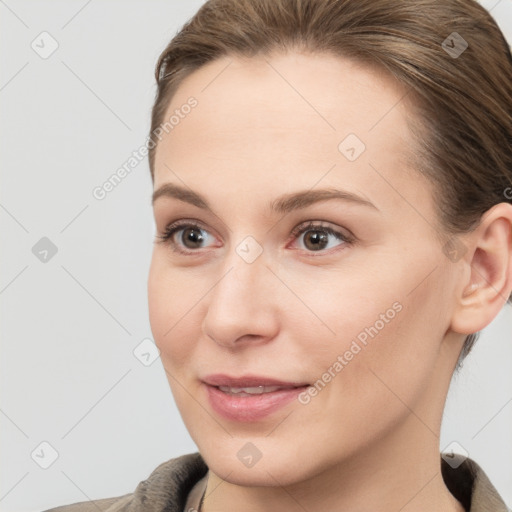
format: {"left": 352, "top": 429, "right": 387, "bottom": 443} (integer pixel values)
{"left": 283, "top": 263, "right": 402, "bottom": 354}
{"left": 147, "top": 255, "right": 200, "bottom": 367}
{"left": 290, "top": 250, "right": 443, "bottom": 401}
{"left": 288, "top": 284, "right": 437, "bottom": 457}
{"left": 147, "top": 258, "right": 170, "bottom": 342}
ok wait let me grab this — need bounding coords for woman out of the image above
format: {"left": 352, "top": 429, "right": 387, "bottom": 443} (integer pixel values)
{"left": 45, "top": 0, "right": 512, "bottom": 510}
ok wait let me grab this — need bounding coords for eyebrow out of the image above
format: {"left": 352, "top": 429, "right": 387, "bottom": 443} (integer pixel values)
{"left": 151, "top": 183, "right": 379, "bottom": 214}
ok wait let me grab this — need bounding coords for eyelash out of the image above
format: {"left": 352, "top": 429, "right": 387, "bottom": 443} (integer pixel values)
{"left": 155, "top": 219, "right": 354, "bottom": 256}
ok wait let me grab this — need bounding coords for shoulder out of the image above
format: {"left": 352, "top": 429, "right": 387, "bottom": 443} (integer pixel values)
{"left": 441, "top": 454, "right": 509, "bottom": 512}
{"left": 42, "top": 452, "right": 208, "bottom": 512}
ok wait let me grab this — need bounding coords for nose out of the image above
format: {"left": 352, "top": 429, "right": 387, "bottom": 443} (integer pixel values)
{"left": 202, "top": 247, "right": 280, "bottom": 349}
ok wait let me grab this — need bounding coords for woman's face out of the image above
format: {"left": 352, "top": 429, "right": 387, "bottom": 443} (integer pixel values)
{"left": 148, "top": 51, "right": 464, "bottom": 485}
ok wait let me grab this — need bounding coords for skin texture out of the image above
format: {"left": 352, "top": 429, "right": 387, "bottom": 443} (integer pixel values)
{"left": 148, "top": 51, "right": 512, "bottom": 512}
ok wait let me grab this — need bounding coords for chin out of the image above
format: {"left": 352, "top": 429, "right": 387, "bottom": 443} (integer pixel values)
{"left": 197, "top": 437, "right": 319, "bottom": 488}
{"left": 210, "top": 457, "right": 307, "bottom": 487}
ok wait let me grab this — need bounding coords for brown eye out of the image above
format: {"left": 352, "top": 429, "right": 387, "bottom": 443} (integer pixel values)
{"left": 180, "top": 226, "right": 206, "bottom": 249}
{"left": 156, "top": 221, "right": 215, "bottom": 254}
{"left": 302, "top": 229, "right": 331, "bottom": 251}
{"left": 290, "top": 221, "right": 352, "bottom": 253}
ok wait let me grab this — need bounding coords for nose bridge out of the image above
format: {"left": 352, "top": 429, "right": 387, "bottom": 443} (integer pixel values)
{"left": 213, "top": 238, "right": 268, "bottom": 312}
{"left": 203, "top": 237, "right": 278, "bottom": 345}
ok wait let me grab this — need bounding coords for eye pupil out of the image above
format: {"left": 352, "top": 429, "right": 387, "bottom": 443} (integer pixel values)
{"left": 183, "top": 227, "right": 204, "bottom": 248}
{"left": 304, "top": 230, "right": 328, "bottom": 251}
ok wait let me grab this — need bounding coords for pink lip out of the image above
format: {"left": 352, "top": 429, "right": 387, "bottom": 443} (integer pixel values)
{"left": 202, "top": 373, "right": 309, "bottom": 388}
{"left": 201, "top": 374, "right": 310, "bottom": 422}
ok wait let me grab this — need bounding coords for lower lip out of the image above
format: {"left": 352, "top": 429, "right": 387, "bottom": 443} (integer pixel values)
{"left": 204, "top": 383, "right": 309, "bottom": 422}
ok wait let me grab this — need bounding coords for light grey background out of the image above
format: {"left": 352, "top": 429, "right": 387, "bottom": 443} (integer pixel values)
{"left": 1, "top": 1, "right": 511, "bottom": 511}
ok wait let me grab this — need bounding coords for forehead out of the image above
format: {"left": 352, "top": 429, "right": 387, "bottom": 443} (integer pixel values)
{"left": 153, "top": 51, "right": 427, "bottom": 214}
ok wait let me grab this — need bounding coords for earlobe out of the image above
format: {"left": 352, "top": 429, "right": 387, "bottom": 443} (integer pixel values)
{"left": 450, "top": 202, "right": 512, "bottom": 336}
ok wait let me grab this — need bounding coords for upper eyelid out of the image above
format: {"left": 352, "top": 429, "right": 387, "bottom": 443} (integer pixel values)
{"left": 291, "top": 220, "right": 351, "bottom": 235}
{"left": 160, "top": 219, "right": 351, "bottom": 249}
{"left": 162, "top": 218, "right": 345, "bottom": 236}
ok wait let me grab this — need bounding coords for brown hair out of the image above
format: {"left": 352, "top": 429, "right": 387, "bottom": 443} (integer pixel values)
{"left": 148, "top": 0, "right": 512, "bottom": 366}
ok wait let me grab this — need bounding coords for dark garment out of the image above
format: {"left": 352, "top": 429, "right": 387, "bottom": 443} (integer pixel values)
{"left": 42, "top": 452, "right": 509, "bottom": 512}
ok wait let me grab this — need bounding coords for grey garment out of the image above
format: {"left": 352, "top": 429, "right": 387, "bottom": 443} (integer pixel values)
{"left": 42, "top": 452, "right": 509, "bottom": 512}
{"left": 182, "top": 473, "right": 207, "bottom": 512}
{"left": 42, "top": 453, "right": 208, "bottom": 512}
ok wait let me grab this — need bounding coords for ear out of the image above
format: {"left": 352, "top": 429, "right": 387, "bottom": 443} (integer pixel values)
{"left": 450, "top": 202, "right": 512, "bottom": 335}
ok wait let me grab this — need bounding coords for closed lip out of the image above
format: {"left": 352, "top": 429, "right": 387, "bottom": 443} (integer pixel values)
{"left": 202, "top": 374, "right": 310, "bottom": 388}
